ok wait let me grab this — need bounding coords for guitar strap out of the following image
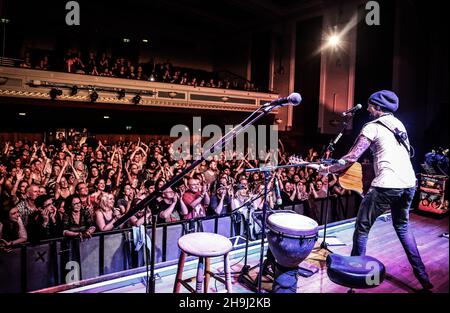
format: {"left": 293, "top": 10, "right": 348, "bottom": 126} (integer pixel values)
{"left": 374, "top": 118, "right": 414, "bottom": 158}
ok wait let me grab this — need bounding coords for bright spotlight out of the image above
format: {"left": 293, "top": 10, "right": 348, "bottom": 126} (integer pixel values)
{"left": 328, "top": 34, "right": 341, "bottom": 47}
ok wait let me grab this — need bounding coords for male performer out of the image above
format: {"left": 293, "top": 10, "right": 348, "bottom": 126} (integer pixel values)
{"left": 321, "top": 90, "right": 433, "bottom": 290}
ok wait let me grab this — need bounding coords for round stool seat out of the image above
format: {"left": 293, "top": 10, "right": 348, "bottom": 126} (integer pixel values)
{"left": 326, "top": 254, "right": 386, "bottom": 289}
{"left": 178, "top": 232, "right": 232, "bottom": 257}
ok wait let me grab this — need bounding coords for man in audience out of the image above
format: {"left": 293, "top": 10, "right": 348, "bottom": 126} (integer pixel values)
{"left": 154, "top": 187, "right": 188, "bottom": 223}
{"left": 16, "top": 184, "right": 40, "bottom": 226}
{"left": 182, "top": 178, "right": 209, "bottom": 219}
{"left": 27, "top": 195, "right": 62, "bottom": 242}
{"left": 75, "top": 182, "right": 93, "bottom": 215}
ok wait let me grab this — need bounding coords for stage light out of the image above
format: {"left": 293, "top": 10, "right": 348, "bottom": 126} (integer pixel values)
{"left": 71, "top": 85, "right": 78, "bottom": 96}
{"left": 18, "top": 112, "right": 26, "bottom": 116}
{"left": 49, "top": 88, "right": 62, "bottom": 100}
{"left": 90, "top": 91, "right": 99, "bottom": 102}
{"left": 31, "top": 80, "right": 42, "bottom": 86}
{"left": 103, "top": 115, "right": 110, "bottom": 119}
{"left": 118, "top": 89, "right": 126, "bottom": 99}
{"left": 132, "top": 94, "right": 141, "bottom": 105}
{"left": 126, "top": 125, "right": 132, "bottom": 130}
{"left": 142, "top": 39, "right": 148, "bottom": 43}
{"left": 0, "top": 77, "right": 8, "bottom": 85}
{"left": 328, "top": 34, "right": 341, "bottom": 48}
{"left": 123, "top": 38, "right": 130, "bottom": 43}
{"left": 149, "top": 74, "right": 155, "bottom": 82}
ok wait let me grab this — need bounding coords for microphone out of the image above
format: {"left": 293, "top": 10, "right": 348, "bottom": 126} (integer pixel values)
{"left": 264, "top": 93, "right": 302, "bottom": 108}
{"left": 274, "top": 177, "right": 282, "bottom": 206}
{"left": 341, "top": 104, "right": 362, "bottom": 117}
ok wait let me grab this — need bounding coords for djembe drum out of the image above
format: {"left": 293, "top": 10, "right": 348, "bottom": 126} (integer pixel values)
{"left": 266, "top": 212, "right": 318, "bottom": 293}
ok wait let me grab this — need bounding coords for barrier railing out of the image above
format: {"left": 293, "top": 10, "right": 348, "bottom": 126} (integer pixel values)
{"left": 0, "top": 193, "right": 360, "bottom": 293}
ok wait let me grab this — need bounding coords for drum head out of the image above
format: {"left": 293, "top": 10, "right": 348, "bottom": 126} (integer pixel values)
{"left": 267, "top": 212, "right": 318, "bottom": 237}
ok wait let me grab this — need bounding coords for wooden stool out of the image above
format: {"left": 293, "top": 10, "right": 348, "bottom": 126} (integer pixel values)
{"left": 173, "top": 232, "right": 233, "bottom": 293}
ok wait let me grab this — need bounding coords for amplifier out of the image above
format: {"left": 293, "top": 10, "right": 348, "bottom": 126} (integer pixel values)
{"left": 417, "top": 174, "right": 448, "bottom": 214}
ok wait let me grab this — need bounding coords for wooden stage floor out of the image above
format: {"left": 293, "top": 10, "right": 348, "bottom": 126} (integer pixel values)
{"left": 73, "top": 212, "right": 449, "bottom": 294}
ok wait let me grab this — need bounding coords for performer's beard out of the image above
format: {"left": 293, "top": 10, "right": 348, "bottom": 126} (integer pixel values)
{"left": 368, "top": 112, "right": 378, "bottom": 120}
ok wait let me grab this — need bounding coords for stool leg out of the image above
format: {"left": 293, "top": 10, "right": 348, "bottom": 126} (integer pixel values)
{"left": 204, "top": 257, "right": 211, "bottom": 293}
{"left": 196, "top": 257, "right": 205, "bottom": 293}
{"left": 224, "top": 252, "right": 232, "bottom": 293}
{"left": 173, "top": 251, "right": 186, "bottom": 293}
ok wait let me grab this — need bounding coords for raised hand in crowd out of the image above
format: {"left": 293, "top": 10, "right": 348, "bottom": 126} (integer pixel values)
{"left": 227, "top": 185, "right": 234, "bottom": 198}
{"left": 3, "top": 141, "right": 10, "bottom": 155}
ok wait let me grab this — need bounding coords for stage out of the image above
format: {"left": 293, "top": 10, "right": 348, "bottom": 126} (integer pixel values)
{"left": 53, "top": 212, "right": 448, "bottom": 294}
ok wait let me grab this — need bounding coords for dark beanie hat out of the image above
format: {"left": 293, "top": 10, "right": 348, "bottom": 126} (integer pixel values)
{"left": 368, "top": 90, "right": 399, "bottom": 112}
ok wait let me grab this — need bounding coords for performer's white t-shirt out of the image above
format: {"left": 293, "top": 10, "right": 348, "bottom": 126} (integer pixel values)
{"left": 361, "top": 114, "right": 417, "bottom": 189}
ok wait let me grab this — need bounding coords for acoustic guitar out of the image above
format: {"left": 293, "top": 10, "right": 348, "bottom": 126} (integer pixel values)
{"left": 288, "top": 156, "right": 364, "bottom": 195}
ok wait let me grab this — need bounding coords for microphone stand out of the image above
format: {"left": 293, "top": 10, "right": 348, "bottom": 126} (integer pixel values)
{"left": 257, "top": 171, "right": 270, "bottom": 293}
{"left": 235, "top": 201, "right": 253, "bottom": 283}
{"left": 149, "top": 214, "right": 157, "bottom": 293}
{"left": 142, "top": 205, "right": 157, "bottom": 293}
{"left": 318, "top": 114, "right": 352, "bottom": 252}
{"left": 113, "top": 99, "right": 287, "bottom": 293}
{"left": 236, "top": 166, "right": 274, "bottom": 293}
{"left": 235, "top": 188, "right": 272, "bottom": 291}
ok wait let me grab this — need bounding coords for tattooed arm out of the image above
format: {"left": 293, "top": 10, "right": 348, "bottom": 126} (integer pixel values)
{"left": 325, "top": 135, "right": 372, "bottom": 173}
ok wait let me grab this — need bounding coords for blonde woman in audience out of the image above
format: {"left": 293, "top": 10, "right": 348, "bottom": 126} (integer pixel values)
{"left": 95, "top": 193, "right": 122, "bottom": 232}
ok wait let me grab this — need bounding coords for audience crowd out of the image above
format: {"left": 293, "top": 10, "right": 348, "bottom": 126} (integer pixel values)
{"left": 0, "top": 133, "right": 350, "bottom": 248}
{"left": 17, "top": 50, "right": 260, "bottom": 92}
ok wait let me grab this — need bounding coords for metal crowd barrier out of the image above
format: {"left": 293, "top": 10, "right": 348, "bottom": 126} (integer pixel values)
{"left": 0, "top": 193, "right": 360, "bottom": 293}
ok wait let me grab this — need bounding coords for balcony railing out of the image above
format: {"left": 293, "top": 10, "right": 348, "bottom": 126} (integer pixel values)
{"left": 0, "top": 66, "right": 279, "bottom": 113}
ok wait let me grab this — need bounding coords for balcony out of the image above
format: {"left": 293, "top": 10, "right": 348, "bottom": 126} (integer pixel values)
{"left": 0, "top": 66, "right": 279, "bottom": 113}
